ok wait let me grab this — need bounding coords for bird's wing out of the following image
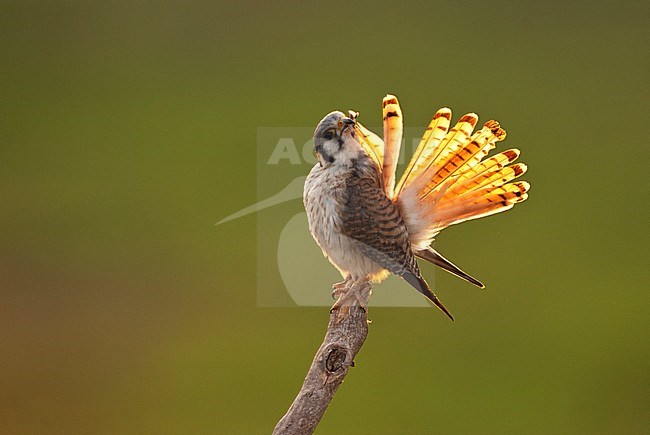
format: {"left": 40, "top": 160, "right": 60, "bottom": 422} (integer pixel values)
{"left": 353, "top": 121, "right": 384, "bottom": 172}
{"left": 381, "top": 94, "right": 403, "bottom": 198}
{"left": 415, "top": 246, "right": 484, "bottom": 288}
{"left": 340, "top": 167, "right": 452, "bottom": 319}
{"left": 340, "top": 168, "right": 411, "bottom": 276}
{"left": 395, "top": 109, "right": 529, "bottom": 251}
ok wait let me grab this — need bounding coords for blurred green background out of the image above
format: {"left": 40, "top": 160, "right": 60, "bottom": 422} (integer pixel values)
{"left": 1, "top": 1, "right": 648, "bottom": 433}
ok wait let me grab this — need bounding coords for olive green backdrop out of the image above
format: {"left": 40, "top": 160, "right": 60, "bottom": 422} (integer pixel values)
{"left": 1, "top": 1, "right": 648, "bottom": 433}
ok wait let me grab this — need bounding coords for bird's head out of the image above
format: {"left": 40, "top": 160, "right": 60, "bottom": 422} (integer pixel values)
{"left": 313, "top": 111, "right": 363, "bottom": 167}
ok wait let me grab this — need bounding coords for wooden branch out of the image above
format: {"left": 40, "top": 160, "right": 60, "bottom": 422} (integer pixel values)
{"left": 273, "top": 280, "right": 371, "bottom": 435}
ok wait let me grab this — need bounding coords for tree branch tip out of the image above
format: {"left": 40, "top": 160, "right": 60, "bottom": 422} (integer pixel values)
{"left": 273, "top": 279, "right": 371, "bottom": 434}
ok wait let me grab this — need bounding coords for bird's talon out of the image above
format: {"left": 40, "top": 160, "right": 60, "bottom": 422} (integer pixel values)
{"left": 332, "top": 277, "right": 352, "bottom": 300}
{"left": 330, "top": 278, "right": 371, "bottom": 312}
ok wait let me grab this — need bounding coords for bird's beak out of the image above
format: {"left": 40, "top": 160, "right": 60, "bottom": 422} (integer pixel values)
{"left": 342, "top": 117, "right": 355, "bottom": 126}
{"left": 340, "top": 117, "right": 356, "bottom": 135}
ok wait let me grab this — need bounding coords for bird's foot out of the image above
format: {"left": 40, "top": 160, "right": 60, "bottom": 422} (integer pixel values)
{"left": 330, "top": 277, "right": 372, "bottom": 313}
{"left": 331, "top": 276, "right": 352, "bottom": 300}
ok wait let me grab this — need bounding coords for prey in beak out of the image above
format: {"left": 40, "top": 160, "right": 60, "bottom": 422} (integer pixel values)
{"left": 339, "top": 111, "right": 358, "bottom": 138}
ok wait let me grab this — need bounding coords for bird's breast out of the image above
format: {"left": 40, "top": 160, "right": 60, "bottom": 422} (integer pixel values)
{"left": 303, "top": 164, "right": 385, "bottom": 278}
{"left": 303, "top": 164, "right": 349, "bottom": 239}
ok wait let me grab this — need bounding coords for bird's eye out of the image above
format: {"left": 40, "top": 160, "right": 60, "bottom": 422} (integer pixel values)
{"left": 323, "top": 130, "right": 335, "bottom": 140}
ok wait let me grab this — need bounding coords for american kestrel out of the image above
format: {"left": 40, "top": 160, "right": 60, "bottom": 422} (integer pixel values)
{"left": 303, "top": 95, "right": 529, "bottom": 319}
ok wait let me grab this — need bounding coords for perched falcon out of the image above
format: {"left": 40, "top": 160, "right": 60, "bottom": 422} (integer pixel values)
{"left": 303, "top": 95, "right": 529, "bottom": 319}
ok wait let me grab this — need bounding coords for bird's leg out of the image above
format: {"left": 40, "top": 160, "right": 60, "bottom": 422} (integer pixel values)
{"left": 330, "top": 276, "right": 372, "bottom": 312}
{"left": 331, "top": 276, "right": 352, "bottom": 300}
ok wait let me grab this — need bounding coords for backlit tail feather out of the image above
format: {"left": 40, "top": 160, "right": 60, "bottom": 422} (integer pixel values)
{"left": 382, "top": 95, "right": 403, "bottom": 198}
{"left": 395, "top": 107, "right": 452, "bottom": 195}
{"left": 426, "top": 181, "right": 530, "bottom": 233}
{"left": 418, "top": 119, "right": 506, "bottom": 200}
{"left": 444, "top": 148, "right": 522, "bottom": 197}
{"left": 395, "top": 110, "right": 529, "bottom": 250}
{"left": 407, "top": 114, "right": 479, "bottom": 199}
{"left": 443, "top": 161, "right": 527, "bottom": 199}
